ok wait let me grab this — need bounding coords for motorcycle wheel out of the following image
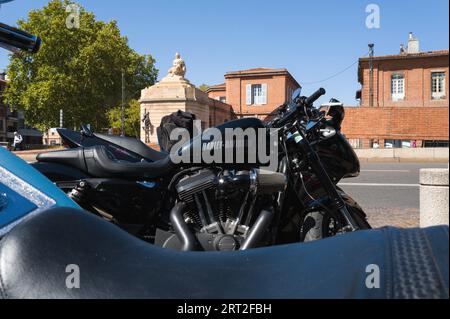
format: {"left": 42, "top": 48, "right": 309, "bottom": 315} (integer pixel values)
{"left": 299, "top": 206, "right": 370, "bottom": 242}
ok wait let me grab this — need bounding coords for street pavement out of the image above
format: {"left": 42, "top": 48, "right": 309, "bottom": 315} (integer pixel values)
{"left": 339, "top": 162, "right": 448, "bottom": 228}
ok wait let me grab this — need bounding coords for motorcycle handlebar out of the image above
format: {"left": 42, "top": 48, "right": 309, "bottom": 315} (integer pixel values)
{"left": 0, "top": 22, "right": 41, "bottom": 53}
{"left": 305, "top": 88, "right": 326, "bottom": 106}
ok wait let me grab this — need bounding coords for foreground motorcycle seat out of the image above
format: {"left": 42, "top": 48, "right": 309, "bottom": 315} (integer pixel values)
{"left": 94, "top": 133, "right": 168, "bottom": 162}
{"left": 37, "top": 145, "right": 174, "bottom": 179}
{"left": 0, "top": 207, "right": 448, "bottom": 299}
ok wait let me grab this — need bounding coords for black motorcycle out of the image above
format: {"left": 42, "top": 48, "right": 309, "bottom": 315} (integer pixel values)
{"left": 33, "top": 86, "right": 370, "bottom": 251}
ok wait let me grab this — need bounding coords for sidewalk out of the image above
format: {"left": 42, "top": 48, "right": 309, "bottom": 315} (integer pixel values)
{"left": 13, "top": 148, "right": 63, "bottom": 162}
{"left": 355, "top": 148, "right": 449, "bottom": 163}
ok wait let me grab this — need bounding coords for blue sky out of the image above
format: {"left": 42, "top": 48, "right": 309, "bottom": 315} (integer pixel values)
{"left": 1, "top": 0, "right": 449, "bottom": 105}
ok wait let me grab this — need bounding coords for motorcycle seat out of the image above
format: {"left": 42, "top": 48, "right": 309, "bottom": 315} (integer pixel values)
{"left": 94, "top": 133, "right": 168, "bottom": 162}
{"left": 84, "top": 145, "right": 174, "bottom": 179}
{"left": 0, "top": 207, "right": 448, "bottom": 299}
{"left": 37, "top": 145, "right": 174, "bottom": 179}
{"left": 36, "top": 148, "right": 87, "bottom": 174}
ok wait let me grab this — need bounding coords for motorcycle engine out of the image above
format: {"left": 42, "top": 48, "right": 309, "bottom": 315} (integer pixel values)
{"left": 161, "top": 168, "right": 286, "bottom": 251}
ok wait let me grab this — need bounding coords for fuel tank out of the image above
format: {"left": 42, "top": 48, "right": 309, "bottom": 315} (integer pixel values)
{"left": 174, "top": 118, "right": 274, "bottom": 169}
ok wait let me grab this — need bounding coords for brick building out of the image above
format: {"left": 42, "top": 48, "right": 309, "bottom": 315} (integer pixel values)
{"left": 207, "top": 68, "right": 301, "bottom": 119}
{"left": 42, "top": 128, "right": 62, "bottom": 146}
{"left": 343, "top": 34, "right": 449, "bottom": 148}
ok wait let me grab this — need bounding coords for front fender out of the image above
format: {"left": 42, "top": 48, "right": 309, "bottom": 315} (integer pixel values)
{"left": 304, "top": 187, "right": 368, "bottom": 221}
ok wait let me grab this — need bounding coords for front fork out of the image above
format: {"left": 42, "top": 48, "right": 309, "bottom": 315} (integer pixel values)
{"left": 297, "top": 138, "right": 360, "bottom": 232}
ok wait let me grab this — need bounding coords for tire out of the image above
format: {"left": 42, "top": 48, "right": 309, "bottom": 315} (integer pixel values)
{"left": 300, "top": 206, "right": 370, "bottom": 242}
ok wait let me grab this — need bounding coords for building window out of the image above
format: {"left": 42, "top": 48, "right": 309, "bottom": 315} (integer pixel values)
{"left": 391, "top": 74, "right": 405, "bottom": 101}
{"left": 348, "top": 139, "right": 363, "bottom": 149}
{"left": 246, "top": 84, "right": 267, "bottom": 105}
{"left": 431, "top": 72, "right": 446, "bottom": 100}
{"left": 424, "top": 140, "right": 449, "bottom": 148}
{"left": 218, "top": 96, "right": 226, "bottom": 103}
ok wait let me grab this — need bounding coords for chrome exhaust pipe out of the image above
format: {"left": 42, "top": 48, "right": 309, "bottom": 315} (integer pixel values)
{"left": 240, "top": 209, "right": 274, "bottom": 250}
{"left": 169, "top": 202, "right": 200, "bottom": 251}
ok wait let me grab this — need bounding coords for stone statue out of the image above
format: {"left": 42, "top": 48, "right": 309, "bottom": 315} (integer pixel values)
{"left": 167, "top": 52, "right": 186, "bottom": 78}
{"left": 142, "top": 109, "right": 153, "bottom": 143}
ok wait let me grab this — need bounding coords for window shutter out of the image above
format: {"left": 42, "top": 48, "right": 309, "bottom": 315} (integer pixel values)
{"left": 246, "top": 84, "right": 252, "bottom": 105}
{"left": 261, "top": 83, "right": 268, "bottom": 104}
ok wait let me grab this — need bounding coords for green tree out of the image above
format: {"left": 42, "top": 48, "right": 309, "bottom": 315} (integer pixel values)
{"left": 107, "top": 99, "right": 141, "bottom": 138}
{"left": 198, "top": 84, "right": 209, "bottom": 92}
{"left": 4, "top": 0, "right": 158, "bottom": 131}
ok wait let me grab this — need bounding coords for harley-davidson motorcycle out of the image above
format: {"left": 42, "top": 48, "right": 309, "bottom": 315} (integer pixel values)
{"left": 33, "top": 88, "right": 371, "bottom": 251}
{"left": 0, "top": 18, "right": 448, "bottom": 299}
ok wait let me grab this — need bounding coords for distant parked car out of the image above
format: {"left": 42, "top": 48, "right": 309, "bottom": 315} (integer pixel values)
{"left": 385, "top": 143, "right": 393, "bottom": 149}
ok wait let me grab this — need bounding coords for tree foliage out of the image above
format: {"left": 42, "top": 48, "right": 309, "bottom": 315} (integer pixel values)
{"left": 107, "top": 99, "right": 141, "bottom": 138}
{"left": 4, "top": 0, "right": 158, "bottom": 131}
{"left": 198, "top": 84, "right": 209, "bottom": 92}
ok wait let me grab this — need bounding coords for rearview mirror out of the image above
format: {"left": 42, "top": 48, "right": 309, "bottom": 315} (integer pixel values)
{"left": 292, "top": 88, "right": 302, "bottom": 103}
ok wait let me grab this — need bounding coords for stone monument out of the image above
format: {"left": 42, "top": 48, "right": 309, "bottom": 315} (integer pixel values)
{"left": 139, "top": 53, "right": 210, "bottom": 145}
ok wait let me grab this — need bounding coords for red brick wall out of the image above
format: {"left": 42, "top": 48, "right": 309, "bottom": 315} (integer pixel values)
{"left": 226, "top": 75, "right": 290, "bottom": 117}
{"left": 360, "top": 55, "right": 449, "bottom": 108}
{"left": 207, "top": 89, "right": 226, "bottom": 101}
{"left": 342, "top": 106, "right": 449, "bottom": 141}
{"left": 208, "top": 99, "right": 237, "bottom": 127}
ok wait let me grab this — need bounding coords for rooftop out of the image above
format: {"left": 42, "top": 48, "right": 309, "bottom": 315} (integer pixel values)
{"left": 359, "top": 49, "right": 449, "bottom": 62}
{"left": 206, "top": 83, "right": 226, "bottom": 93}
{"left": 358, "top": 49, "right": 449, "bottom": 83}
{"left": 224, "top": 67, "right": 301, "bottom": 87}
{"left": 226, "top": 67, "right": 289, "bottom": 77}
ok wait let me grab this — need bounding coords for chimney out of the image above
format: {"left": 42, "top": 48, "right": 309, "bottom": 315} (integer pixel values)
{"left": 400, "top": 44, "right": 406, "bottom": 54}
{"left": 407, "top": 32, "right": 420, "bottom": 54}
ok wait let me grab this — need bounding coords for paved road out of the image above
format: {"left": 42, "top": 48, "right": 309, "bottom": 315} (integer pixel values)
{"left": 339, "top": 162, "right": 448, "bottom": 228}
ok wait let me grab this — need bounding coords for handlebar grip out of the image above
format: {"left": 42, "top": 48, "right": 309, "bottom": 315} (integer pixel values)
{"left": 0, "top": 22, "right": 41, "bottom": 53}
{"left": 305, "top": 88, "right": 326, "bottom": 106}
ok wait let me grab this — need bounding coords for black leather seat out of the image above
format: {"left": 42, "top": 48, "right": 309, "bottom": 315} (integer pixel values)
{"left": 84, "top": 145, "right": 174, "bottom": 179}
{"left": 95, "top": 133, "right": 168, "bottom": 162}
{"left": 37, "top": 148, "right": 88, "bottom": 173}
{"left": 37, "top": 145, "right": 174, "bottom": 179}
{"left": 0, "top": 207, "right": 448, "bottom": 299}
